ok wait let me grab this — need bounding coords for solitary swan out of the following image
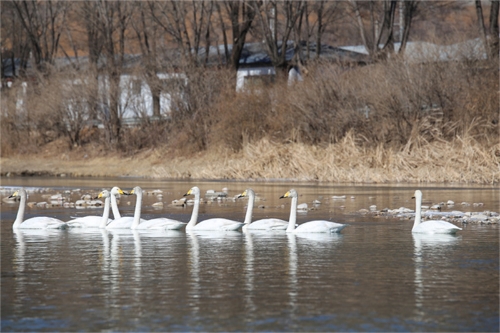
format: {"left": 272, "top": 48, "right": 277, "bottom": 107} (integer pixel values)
{"left": 131, "top": 187, "right": 186, "bottom": 230}
{"left": 106, "top": 186, "right": 145, "bottom": 229}
{"left": 9, "top": 189, "right": 67, "bottom": 230}
{"left": 411, "top": 190, "right": 462, "bottom": 234}
{"left": 66, "top": 190, "right": 112, "bottom": 228}
{"left": 280, "top": 189, "right": 347, "bottom": 233}
{"left": 238, "top": 188, "right": 288, "bottom": 231}
{"left": 110, "top": 186, "right": 127, "bottom": 219}
{"left": 184, "top": 187, "right": 244, "bottom": 231}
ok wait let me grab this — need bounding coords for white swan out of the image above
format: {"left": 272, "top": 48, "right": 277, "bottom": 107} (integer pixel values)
{"left": 66, "top": 190, "right": 111, "bottom": 228}
{"left": 280, "top": 189, "right": 347, "bottom": 233}
{"left": 238, "top": 188, "right": 288, "bottom": 231}
{"left": 184, "top": 187, "right": 244, "bottom": 231}
{"left": 110, "top": 186, "right": 127, "bottom": 219}
{"left": 105, "top": 186, "right": 145, "bottom": 229}
{"left": 131, "top": 187, "right": 186, "bottom": 230}
{"left": 411, "top": 190, "right": 462, "bottom": 234}
{"left": 9, "top": 189, "right": 67, "bottom": 229}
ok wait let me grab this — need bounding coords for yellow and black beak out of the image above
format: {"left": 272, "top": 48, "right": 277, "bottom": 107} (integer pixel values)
{"left": 280, "top": 191, "right": 290, "bottom": 199}
{"left": 8, "top": 191, "right": 19, "bottom": 199}
{"left": 183, "top": 189, "right": 192, "bottom": 197}
{"left": 237, "top": 190, "right": 247, "bottom": 199}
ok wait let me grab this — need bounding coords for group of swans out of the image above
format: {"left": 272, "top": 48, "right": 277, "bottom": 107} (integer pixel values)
{"left": 9, "top": 186, "right": 461, "bottom": 235}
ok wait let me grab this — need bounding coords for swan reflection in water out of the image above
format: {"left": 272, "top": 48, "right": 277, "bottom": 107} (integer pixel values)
{"left": 13, "top": 229, "right": 65, "bottom": 313}
{"left": 413, "top": 233, "right": 461, "bottom": 320}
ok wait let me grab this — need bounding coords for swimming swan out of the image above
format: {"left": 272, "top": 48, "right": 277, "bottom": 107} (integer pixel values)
{"left": 184, "top": 187, "right": 244, "bottom": 231}
{"left": 110, "top": 186, "right": 127, "bottom": 219}
{"left": 66, "top": 190, "right": 111, "bottom": 228}
{"left": 131, "top": 187, "right": 186, "bottom": 230}
{"left": 105, "top": 186, "right": 146, "bottom": 229}
{"left": 411, "top": 190, "right": 462, "bottom": 234}
{"left": 280, "top": 189, "right": 347, "bottom": 233}
{"left": 238, "top": 188, "right": 288, "bottom": 231}
{"left": 9, "top": 189, "right": 67, "bottom": 230}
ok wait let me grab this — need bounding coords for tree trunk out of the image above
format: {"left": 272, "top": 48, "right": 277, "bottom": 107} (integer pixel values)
{"left": 399, "top": 1, "right": 418, "bottom": 55}
{"left": 489, "top": 0, "right": 499, "bottom": 60}
{"left": 475, "top": 0, "right": 490, "bottom": 59}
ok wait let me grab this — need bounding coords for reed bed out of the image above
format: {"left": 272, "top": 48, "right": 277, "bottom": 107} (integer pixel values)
{"left": 145, "top": 132, "right": 498, "bottom": 183}
{"left": 1, "top": 132, "right": 497, "bottom": 183}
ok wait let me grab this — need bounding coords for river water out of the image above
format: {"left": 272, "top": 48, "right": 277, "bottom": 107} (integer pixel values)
{"left": 1, "top": 177, "right": 498, "bottom": 332}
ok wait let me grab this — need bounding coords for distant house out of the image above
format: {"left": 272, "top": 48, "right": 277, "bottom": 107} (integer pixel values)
{"left": 235, "top": 41, "right": 369, "bottom": 92}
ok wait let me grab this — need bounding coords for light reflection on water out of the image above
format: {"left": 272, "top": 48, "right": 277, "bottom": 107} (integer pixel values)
{"left": 1, "top": 179, "right": 499, "bottom": 332}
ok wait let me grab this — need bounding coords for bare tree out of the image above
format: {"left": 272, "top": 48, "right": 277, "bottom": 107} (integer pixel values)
{"left": 149, "top": 0, "right": 214, "bottom": 66}
{"left": 398, "top": 1, "right": 418, "bottom": 55}
{"left": 1, "top": 1, "right": 31, "bottom": 76}
{"left": 10, "top": 0, "right": 70, "bottom": 72}
{"left": 253, "top": 1, "right": 305, "bottom": 69}
{"left": 489, "top": 0, "right": 499, "bottom": 60}
{"left": 131, "top": 2, "right": 163, "bottom": 117}
{"left": 476, "top": 0, "right": 499, "bottom": 60}
{"left": 90, "top": 1, "right": 133, "bottom": 147}
{"left": 349, "top": 0, "right": 398, "bottom": 60}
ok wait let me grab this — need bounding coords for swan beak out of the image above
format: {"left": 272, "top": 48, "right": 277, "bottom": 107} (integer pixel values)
{"left": 237, "top": 191, "right": 247, "bottom": 198}
{"left": 183, "top": 189, "right": 192, "bottom": 197}
{"left": 8, "top": 191, "right": 19, "bottom": 199}
{"left": 280, "top": 191, "right": 290, "bottom": 199}
{"left": 129, "top": 189, "right": 135, "bottom": 195}
{"left": 411, "top": 196, "right": 415, "bottom": 199}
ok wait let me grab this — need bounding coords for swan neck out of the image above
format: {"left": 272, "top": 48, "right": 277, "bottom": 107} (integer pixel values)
{"left": 100, "top": 196, "right": 111, "bottom": 228}
{"left": 286, "top": 196, "right": 297, "bottom": 232}
{"left": 413, "top": 194, "right": 422, "bottom": 230}
{"left": 131, "top": 191, "right": 142, "bottom": 229}
{"left": 13, "top": 190, "right": 26, "bottom": 229}
{"left": 111, "top": 193, "right": 121, "bottom": 219}
{"left": 187, "top": 193, "right": 200, "bottom": 229}
{"left": 243, "top": 192, "right": 254, "bottom": 225}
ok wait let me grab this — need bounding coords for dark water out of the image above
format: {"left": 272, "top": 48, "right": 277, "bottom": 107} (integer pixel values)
{"left": 1, "top": 178, "right": 498, "bottom": 332}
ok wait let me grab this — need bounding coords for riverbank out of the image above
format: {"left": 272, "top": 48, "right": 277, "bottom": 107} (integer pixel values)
{"left": 1, "top": 135, "right": 499, "bottom": 184}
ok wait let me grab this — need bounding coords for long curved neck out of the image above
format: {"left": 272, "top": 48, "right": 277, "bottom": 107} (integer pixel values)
{"left": 111, "top": 193, "right": 121, "bottom": 219}
{"left": 413, "top": 194, "right": 422, "bottom": 230}
{"left": 131, "top": 191, "right": 143, "bottom": 229}
{"left": 286, "top": 196, "right": 297, "bottom": 232}
{"left": 99, "top": 196, "right": 111, "bottom": 228}
{"left": 13, "top": 190, "right": 26, "bottom": 229}
{"left": 186, "top": 192, "right": 200, "bottom": 229}
{"left": 243, "top": 191, "right": 254, "bottom": 225}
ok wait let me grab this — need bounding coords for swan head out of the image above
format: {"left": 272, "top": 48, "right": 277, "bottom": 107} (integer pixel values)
{"left": 111, "top": 186, "right": 129, "bottom": 196}
{"left": 237, "top": 188, "right": 254, "bottom": 198}
{"left": 130, "top": 186, "right": 142, "bottom": 195}
{"left": 412, "top": 190, "right": 422, "bottom": 200}
{"left": 9, "top": 190, "right": 22, "bottom": 199}
{"left": 184, "top": 186, "right": 200, "bottom": 197}
{"left": 280, "top": 189, "right": 297, "bottom": 199}
{"left": 97, "top": 190, "right": 110, "bottom": 199}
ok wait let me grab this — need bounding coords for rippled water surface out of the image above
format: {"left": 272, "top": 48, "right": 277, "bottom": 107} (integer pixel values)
{"left": 1, "top": 178, "right": 498, "bottom": 332}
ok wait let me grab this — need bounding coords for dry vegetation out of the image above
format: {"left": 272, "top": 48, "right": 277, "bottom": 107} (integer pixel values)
{"left": 1, "top": 55, "right": 499, "bottom": 184}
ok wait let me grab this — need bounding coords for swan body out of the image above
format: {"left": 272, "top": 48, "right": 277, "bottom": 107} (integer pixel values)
{"left": 280, "top": 189, "right": 347, "bottom": 233}
{"left": 106, "top": 186, "right": 146, "bottom": 229}
{"left": 126, "top": 186, "right": 186, "bottom": 230}
{"left": 412, "top": 190, "right": 462, "bottom": 234}
{"left": 238, "top": 188, "right": 288, "bottom": 231}
{"left": 9, "top": 189, "right": 67, "bottom": 230}
{"left": 66, "top": 190, "right": 111, "bottom": 228}
{"left": 184, "top": 187, "right": 244, "bottom": 231}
